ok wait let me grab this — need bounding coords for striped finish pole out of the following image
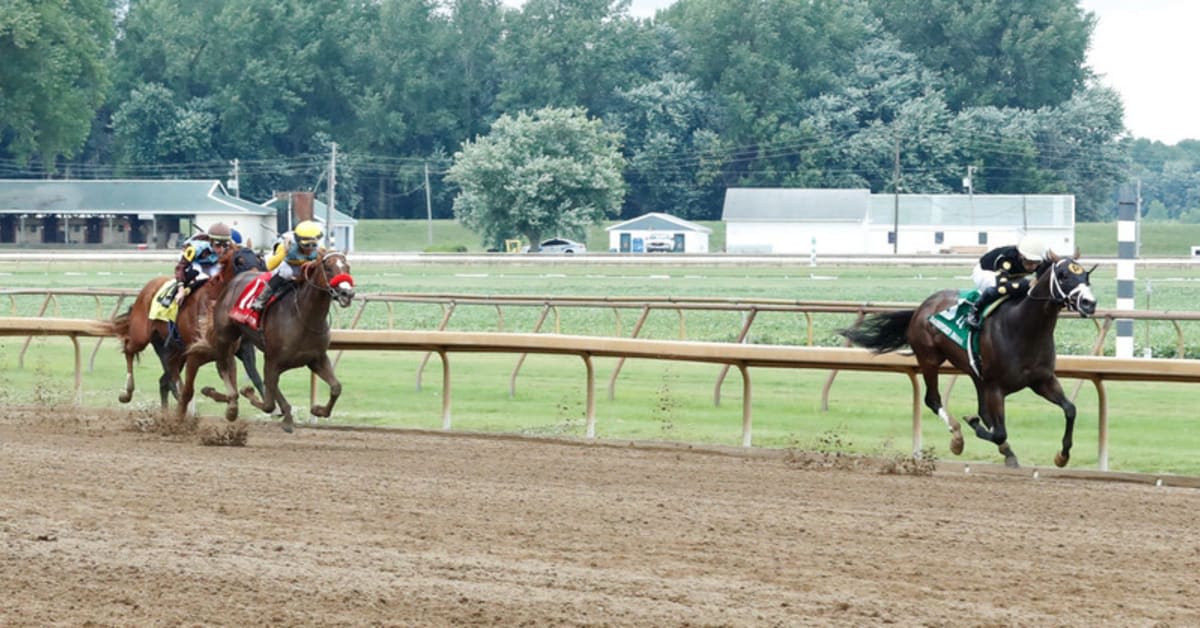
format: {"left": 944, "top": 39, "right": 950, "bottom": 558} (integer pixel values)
{"left": 1116, "top": 185, "right": 1137, "bottom": 358}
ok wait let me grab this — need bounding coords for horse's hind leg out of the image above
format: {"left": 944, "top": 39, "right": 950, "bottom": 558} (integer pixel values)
{"left": 920, "top": 365, "right": 964, "bottom": 455}
{"left": 119, "top": 350, "right": 137, "bottom": 404}
{"left": 1031, "top": 377, "right": 1075, "bottom": 468}
{"left": 973, "top": 386, "right": 1018, "bottom": 468}
{"left": 307, "top": 354, "right": 342, "bottom": 420}
{"left": 243, "top": 363, "right": 292, "bottom": 432}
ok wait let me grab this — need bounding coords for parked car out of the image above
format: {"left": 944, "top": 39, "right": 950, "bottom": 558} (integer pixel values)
{"left": 523, "top": 237, "right": 586, "bottom": 254}
{"left": 644, "top": 234, "right": 676, "bottom": 253}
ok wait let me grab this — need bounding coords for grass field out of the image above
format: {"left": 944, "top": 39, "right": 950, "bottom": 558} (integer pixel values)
{"left": 3, "top": 223, "right": 1200, "bottom": 474}
{"left": 351, "top": 218, "right": 1200, "bottom": 256}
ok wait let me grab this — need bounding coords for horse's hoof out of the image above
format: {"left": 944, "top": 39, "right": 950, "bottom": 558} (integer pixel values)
{"left": 1054, "top": 452, "right": 1069, "bottom": 468}
{"left": 118, "top": 392, "right": 132, "bottom": 404}
{"left": 1004, "top": 455, "right": 1020, "bottom": 469}
{"left": 311, "top": 405, "right": 330, "bottom": 418}
{"left": 280, "top": 418, "right": 294, "bottom": 434}
{"left": 225, "top": 407, "right": 239, "bottom": 422}
{"left": 201, "top": 386, "right": 215, "bottom": 396}
{"left": 950, "top": 434, "right": 964, "bottom": 456}
{"left": 239, "top": 385, "right": 256, "bottom": 398}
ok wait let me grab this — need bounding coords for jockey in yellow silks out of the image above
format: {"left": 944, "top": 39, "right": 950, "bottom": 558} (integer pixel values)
{"left": 251, "top": 220, "right": 323, "bottom": 311}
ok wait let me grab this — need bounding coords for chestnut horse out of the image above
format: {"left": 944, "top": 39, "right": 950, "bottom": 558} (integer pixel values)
{"left": 111, "top": 247, "right": 265, "bottom": 409}
{"left": 839, "top": 255, "right": 1097, "bottom": 468}
{"left": 182, "top": 251, "right": 355, "bottom": 432}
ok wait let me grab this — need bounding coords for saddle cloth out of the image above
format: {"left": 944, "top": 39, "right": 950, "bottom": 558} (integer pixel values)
{"left": 228, "top": 272, "right": 272, "bottom": 330}
{"left": 927, "top": 289, "right": 988, "bottom": 376}
{"left": 149, "top": 280, "right": 180, "bottom": 322}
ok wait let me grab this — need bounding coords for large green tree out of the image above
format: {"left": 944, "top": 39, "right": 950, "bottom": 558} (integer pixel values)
{"left": 0, "top": 0, "right": 112, "bottom": 167}
{"left": 447, "top": 107, "right": 625, "bottom": 249}
{"left": 868, "top": 0, "right": 1094, "bottom": 110}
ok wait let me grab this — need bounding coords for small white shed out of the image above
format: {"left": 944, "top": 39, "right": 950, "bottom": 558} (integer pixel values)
{"left": 606, "top": 212, "right": 711, "bottom": 253}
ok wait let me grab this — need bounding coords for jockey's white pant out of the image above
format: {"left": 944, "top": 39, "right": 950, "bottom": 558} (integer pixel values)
{"left": 971, "top": 264, "right": 999, "bottom": 291}
{"left": 272, "top": 262, "right": 299, "bottom": 280}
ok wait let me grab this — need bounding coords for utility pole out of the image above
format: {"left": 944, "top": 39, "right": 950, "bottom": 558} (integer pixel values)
{"left": 424, "top": 163, "right": 433, "bottom": 246}
{"left": 963, "top": 165, "right": 975, "bottom": 225}
{"left": 327, "top": 142, "right": 336, "bottom": 249}
{"left": 892, "top": 136, "right": 900, "bottom": 254}
{"left": 228, "top": 158, "right": 240, "bottom": 198}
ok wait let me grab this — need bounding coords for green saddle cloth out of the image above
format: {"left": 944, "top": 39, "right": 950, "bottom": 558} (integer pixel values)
{"left": 928, "top": 289, "right": 983, "bottom": 374}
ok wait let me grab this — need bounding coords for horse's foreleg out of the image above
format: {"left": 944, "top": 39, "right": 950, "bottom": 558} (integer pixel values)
{"left": 237, "top": 342, "right": 265, "bottom": 398}
{"left": 1032, "top": 377, "right": 1075, "bottom": 468}
{"left": 216, "top": 351, "right": 240, "bottom": 422}
{"left": 307, "top": 354, "right": 342, "bottom": 419}
{"left": 920, "top": 367, "right": 963, "bottom": 455}
{"left": 177, "top": 356, "right": 201, "bottom": 420}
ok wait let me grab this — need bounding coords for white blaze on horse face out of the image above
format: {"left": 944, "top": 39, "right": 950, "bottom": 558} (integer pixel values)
{"left": 938, "top": 407, "right": 955, "bottom": 432}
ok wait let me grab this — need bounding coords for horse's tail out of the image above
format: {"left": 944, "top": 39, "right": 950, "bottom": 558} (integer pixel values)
{"left": 839, "top": 310, "right": 914, "bottom": 354}
{"left": 110, "top": 308, "right": 134, "bottom": 344}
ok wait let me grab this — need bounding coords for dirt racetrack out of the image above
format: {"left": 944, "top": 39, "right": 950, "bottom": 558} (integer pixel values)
{"left": 2, "top": 409, "right": 1199, "bottom": 627}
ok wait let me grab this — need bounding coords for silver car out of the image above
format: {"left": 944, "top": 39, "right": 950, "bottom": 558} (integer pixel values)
{"left": 524, "top": 238, "right": 586, "bottom": 254}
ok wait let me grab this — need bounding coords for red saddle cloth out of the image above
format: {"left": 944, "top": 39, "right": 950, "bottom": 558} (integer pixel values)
{"left": 229, "top": 272, "right": 272, "bottom": 330}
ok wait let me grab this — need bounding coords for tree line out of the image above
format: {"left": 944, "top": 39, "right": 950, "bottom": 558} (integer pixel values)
{"left": 0, "top": 0, "right": 1188, "bottom": 224}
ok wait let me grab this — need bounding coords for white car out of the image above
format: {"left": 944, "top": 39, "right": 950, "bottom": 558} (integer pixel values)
{"left": 644, "top": 235, "right": 676, "bottom": 253}
{"left": 523, "top": 238, "right": 586, "bottom": 254}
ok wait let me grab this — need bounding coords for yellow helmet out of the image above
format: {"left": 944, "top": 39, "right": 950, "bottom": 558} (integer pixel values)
{"left": 294, "top": 220, "right": 322, "bottom": 243}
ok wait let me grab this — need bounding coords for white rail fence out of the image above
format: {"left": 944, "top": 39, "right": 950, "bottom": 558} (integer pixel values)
{"left": 5, "top": 317, "right": 1200, "bottom": 473}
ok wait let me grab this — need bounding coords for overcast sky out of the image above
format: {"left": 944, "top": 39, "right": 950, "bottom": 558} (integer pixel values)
{"left": 502, "top": 0, "right": 1194, "bottom": 144}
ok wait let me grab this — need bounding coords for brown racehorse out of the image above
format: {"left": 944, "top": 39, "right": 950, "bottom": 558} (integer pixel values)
{"left": 111, "top": 247, "right": 265, "bottom": 410}
{"left": 182, "top": 251, "right": 355, "bottom": 432}
{"left": 839, "top": 254, "right": 1097, "bottom": 468}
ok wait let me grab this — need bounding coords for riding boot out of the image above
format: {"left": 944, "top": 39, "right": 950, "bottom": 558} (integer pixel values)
{"left": 251, "top": 273, "right": 289, "bottom": 311}
{"left": 967, "top": 287, "right": 1001, "bottom": 329}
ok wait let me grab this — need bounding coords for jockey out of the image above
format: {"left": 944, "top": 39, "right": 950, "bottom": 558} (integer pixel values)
{"left": 251, "top": 220, "right": 323, "bottom": 311}
{"left": 965, "top": 234, "right": 1050, "bottom": 329}
{"left": 170, "top": 223, "right": 235, "bottom": 305}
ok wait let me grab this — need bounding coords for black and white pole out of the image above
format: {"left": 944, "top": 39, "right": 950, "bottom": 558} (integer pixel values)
{"left": 1116, "top": 185, "right": 1137, "bottom": 358}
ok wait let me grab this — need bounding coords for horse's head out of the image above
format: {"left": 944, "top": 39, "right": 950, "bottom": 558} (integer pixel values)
{"left": 1044, "top": 256, "right": 1097, "bottom": 318}
{"left": 230, "top": 247, "right": 266, "bottom": 274}
{"left": 306, "top": 251, "right": 355, "bottom": 308}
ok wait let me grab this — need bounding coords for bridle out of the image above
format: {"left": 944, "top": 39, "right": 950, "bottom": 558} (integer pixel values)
{"left": 1032, "top": 258, "right": 1092, "bottom": 314}
{"left": 302, "top": 251, "right": 354, "bottom": 299}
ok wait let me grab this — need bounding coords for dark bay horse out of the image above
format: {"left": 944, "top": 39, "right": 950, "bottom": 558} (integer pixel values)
{"left": 111, "top": 247, "right": 266, "bottom": 409}
{"left": 840, "top": 255, "right": 1097, "bottom": 468}
{"left": 182, "top": 251, "right": 355, "bottom": 432}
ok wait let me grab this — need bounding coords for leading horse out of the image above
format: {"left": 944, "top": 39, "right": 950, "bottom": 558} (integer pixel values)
{"left": 839, "top": 254, "right": 1097, "bottom": 468}
{"left": 182, "top": 251, "right": 355, "bottom": 432}
{"left": 111, "top": 247, "right": 266, "bottom": 410}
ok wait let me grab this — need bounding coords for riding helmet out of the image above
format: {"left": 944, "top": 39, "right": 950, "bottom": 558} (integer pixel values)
{"left": 207, "top": 222, "right": 233, "bottom": 243}
{"left": 294, "top": 220, "right": 323, "bottom": 246}
{"left": 1017, "top": 235, "right": 1046, "bottom": 262}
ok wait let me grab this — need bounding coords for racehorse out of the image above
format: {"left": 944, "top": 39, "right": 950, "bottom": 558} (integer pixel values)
{"left": 839, "top": 253, "right": 1097, "bottom": 468}
{"left": 111, "top": 247, "right": 266, "bottom": 410}
{"left": 181, "top": 251, "right": 355, "bottom": 432}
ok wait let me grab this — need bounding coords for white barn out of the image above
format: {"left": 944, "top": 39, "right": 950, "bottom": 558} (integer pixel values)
{"left": 722, "top": 188, "right": 1076, "bottom": 255}
{"left": 606, "top": 212, "right": 711, "bottom": 253}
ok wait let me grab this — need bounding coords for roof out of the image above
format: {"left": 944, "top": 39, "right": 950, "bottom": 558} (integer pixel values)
{"left": 722, "top": 188, "right": 871, "bottom": 222}
{"left": 260, "top": 196, "right": 358, "bottom": 225}
{"left": 0, "top": 179, "right": 270, "bottom": 216}
{"left": 606, "top": 212, "right": 711, "bottom": 233}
